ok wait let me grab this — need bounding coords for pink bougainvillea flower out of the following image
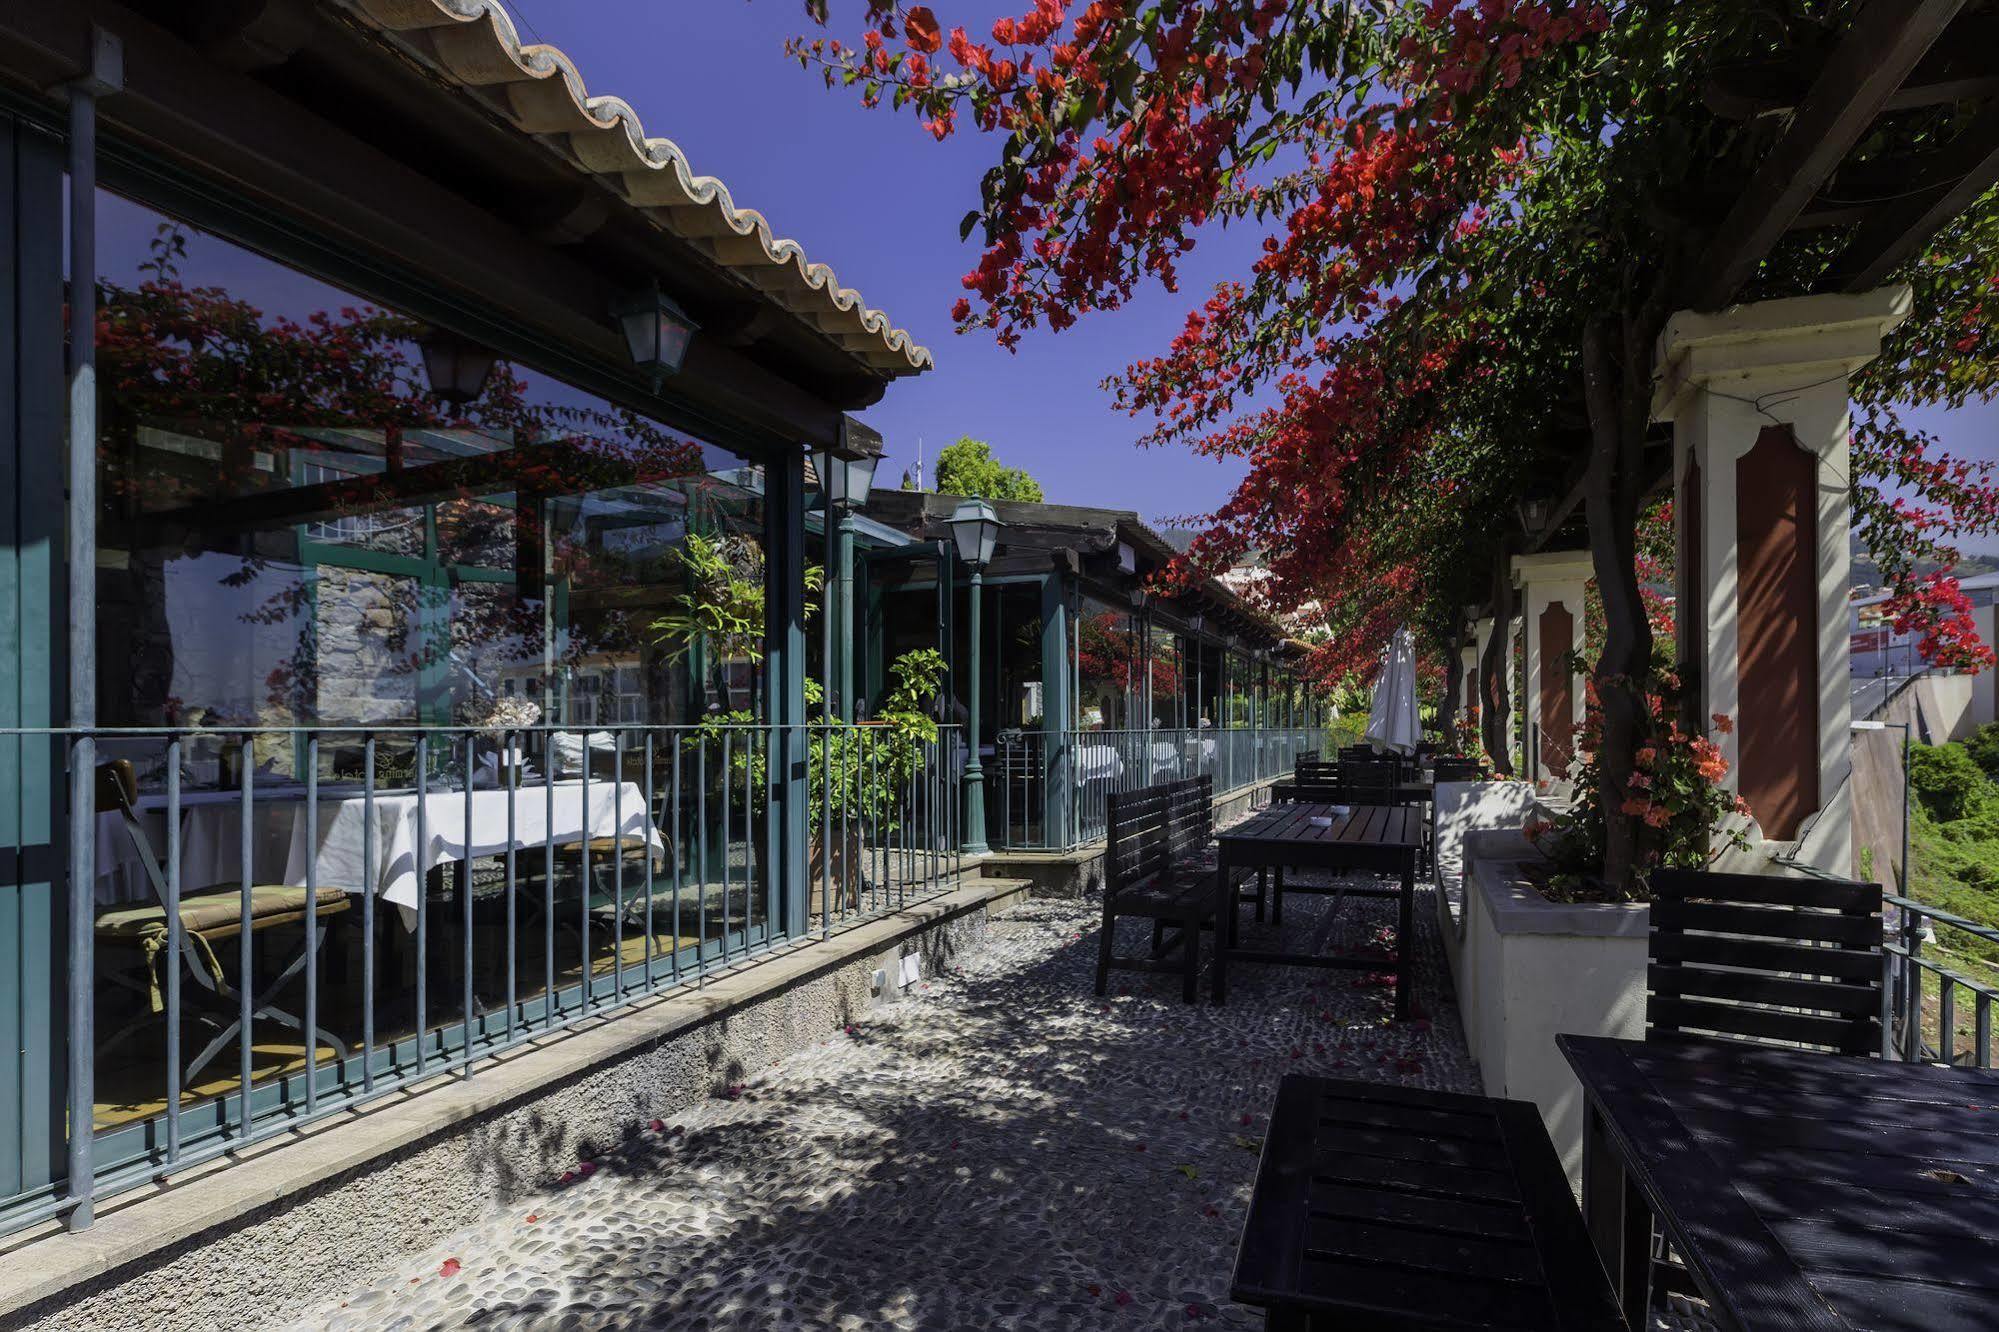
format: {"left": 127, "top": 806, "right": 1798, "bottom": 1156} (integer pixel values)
{"left": 1114, "top": 1290, "right": 1134, "bottom": 1307}
{"left": 577, "top": 1160, "right": 597, "bottom": 1178}
{"left": 649, "top": 1118, "right": 666, "bottom": 1133}
{"left": 439, "top": 1258, "right": 462, "bottom": 1279}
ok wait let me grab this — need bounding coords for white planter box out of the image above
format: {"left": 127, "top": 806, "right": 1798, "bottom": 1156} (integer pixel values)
{"left": 1455, "top": 831, "right": 1648, "bottom": 1181}
{"left": 1431, "top": 780, "right": 1539, "bottom": 976}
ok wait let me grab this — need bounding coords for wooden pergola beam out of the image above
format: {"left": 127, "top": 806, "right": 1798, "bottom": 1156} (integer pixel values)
{"left": 1830, "top": 102, "right": 1999, "bottom": 292}
{"left": 1689, "top": 0, "right": 1968, "bottom": 311}
{"left": 1707, "top": 18, "right": 1999, "bottom": 120}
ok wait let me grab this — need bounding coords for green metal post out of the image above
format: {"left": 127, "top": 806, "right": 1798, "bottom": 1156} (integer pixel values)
{"left": 834, "top": 507, "right": 855, "bottom": 718}
{"left": 962, "top": 566, "right": 989, "bottom": 853}
{"left": 766, "top": 451, "right": 808, "bottom": 937}
{"left": 1040, "top": 573, "right": 1071, "bottom": 848}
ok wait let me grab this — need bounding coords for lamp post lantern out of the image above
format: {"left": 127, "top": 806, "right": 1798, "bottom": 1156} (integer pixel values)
{"left": 948, "top": 498, "right": 1000, "bottom": 853}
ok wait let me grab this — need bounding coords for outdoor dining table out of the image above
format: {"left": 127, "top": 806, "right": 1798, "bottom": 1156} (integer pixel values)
{"left": 1559, "top": 1033, "right": 1999, "bottom": 1331}
{"left": 97, "top": 778, "right": 661, "bottom": 916}
{"left": 1211, "top": 801, "right": 1423, "bottom": 1016}
{"left": 1232, "top": 1074, "right": 1624, "bottom": 1330}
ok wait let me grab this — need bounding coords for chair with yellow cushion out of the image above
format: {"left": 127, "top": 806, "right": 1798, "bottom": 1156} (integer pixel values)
{"left": 95, "top": 761, "right": 351, "bottom": 1085}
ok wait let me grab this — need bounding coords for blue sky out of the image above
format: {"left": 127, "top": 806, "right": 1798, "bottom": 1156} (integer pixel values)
{"left": 499, "top": 1, "right": 1994, "bottom": 532}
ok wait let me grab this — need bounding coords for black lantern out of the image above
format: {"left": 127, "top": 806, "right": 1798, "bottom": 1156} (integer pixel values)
{"left": 948, "top": 497, "right": 1000, "bottom": 569}
{"left": 416, "top": 329, "right": 496, "bottom": 406}
{"left": 612, "top": 283, "right": 698, "bottom": 382}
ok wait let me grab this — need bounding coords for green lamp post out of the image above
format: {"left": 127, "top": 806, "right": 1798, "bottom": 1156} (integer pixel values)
{"left": 810, "top": 446, "right": 878, "bottom": 719}
{"left": 949, "top": 497, "right": 1001, "bottom": 853}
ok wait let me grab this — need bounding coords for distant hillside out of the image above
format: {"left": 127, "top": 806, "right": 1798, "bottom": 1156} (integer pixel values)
{"left": 1851, "top": 538, "right": 1999, "bottom": 593}
{"left": 1153, "top": 525, "right": 1272, "bottom": 568}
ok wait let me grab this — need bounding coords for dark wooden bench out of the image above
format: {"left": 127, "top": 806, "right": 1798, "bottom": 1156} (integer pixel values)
{"left": 1095, "top": 776, "right": 1238, "bottom": 1003}
{"left": 1233, "top": 1074, "right": 1624, "bottom": 1330}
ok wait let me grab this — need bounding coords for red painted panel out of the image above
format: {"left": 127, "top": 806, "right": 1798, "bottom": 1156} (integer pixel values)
{"left": 1735, "top": 426, "right": 1819, "bottom": 839}
{"left": 1538, "top": 602, "right": 1575, "bottom": 775}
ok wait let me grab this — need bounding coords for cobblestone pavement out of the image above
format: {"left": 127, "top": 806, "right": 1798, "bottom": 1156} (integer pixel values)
{"left": 297, "top": 875, "right": 1488, "bottom": 1331}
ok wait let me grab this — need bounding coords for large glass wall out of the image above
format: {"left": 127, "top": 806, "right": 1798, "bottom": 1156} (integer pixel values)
{"left": 86, "top": 191, "right": 780, "bottom": 1133}
{"left": 1076, "top": 597, "right": 1142, "bottom": 731}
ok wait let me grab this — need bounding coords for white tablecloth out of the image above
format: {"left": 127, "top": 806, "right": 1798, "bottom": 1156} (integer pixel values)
{"left": 292, "top": 781, "right": 660, "bottom": 913}
{"left": 95, "top": 781, "right": 661, "bottom": 915}
{"left": 1075, "top": 743, "right": 1123, "bottom": 782}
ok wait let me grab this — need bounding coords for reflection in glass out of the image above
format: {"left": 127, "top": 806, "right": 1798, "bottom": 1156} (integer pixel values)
{"left": 86, "top": 192, "right": 780, "bottom": 1136}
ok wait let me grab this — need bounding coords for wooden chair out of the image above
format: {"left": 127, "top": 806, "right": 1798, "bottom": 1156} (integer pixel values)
{"left": 1339, "top": 758, "right": 1398, "bottom": 806}
{"left": 1294, "top": 757, "right": 1338, "bottom": 785}
{"left": 94, "top": 761, "right": 351, "bottom": 1085}
{"left": 1431, "top": 756, "right": 1483, "bottom": 784}
{"left": 1640, "top": 870, "right": 1887, "bottom": 1311}
{"left": 1646, "top": 868, "right": 1885, "bottom": 1056}
{"left": 1096, "top": 779, "right": 1224, "bottom": 1003}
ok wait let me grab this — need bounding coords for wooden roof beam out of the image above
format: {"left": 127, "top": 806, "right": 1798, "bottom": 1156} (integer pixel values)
{"left": 1829, "top": 101, "right": 1999, "bottom": 291}
{"left": 1707, "top": 18, "right": 1999, "bottom": 120}
{"left": 1689, "top": 0, "right": 1968, "bottom": 311}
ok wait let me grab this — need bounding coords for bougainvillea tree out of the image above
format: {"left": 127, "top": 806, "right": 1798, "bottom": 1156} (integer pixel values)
{"left": 788, "top": 1, "right": 1999, "bottom": 889}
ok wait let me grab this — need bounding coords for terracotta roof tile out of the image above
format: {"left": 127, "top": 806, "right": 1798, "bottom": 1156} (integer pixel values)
{"left": 346, "top": 0, "right": 933, "bottom": 378}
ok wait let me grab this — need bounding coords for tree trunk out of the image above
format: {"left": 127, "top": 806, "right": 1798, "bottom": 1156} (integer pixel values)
{"left": 1480, "top": 558, "right": 1515, "bottom": 776}
{"left": 1439, "top": 623, "right": 1465, "bottom": 745}
{"left": 1581, "top": 314, "right": 1659, "bottom": 896}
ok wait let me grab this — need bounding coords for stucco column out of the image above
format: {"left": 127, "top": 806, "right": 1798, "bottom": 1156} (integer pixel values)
{"left": 1653, "top": 286, "right": 1910, "bottom": 873}
{"left": 1510, "top": 551, "right": 1592, "bottom": 787}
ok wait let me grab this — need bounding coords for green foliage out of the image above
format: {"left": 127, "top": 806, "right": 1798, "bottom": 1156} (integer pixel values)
{"left": 932, "top": 436, "right": 1043, "bottom": 503}
{"left": 808, "top": 647, "right": 948, "bottom": 832}
{"left": 1962, "top": 721, "right": 1999, "bottom": 782}
{"left": 1909, "top": 742, "right": 1995, "bottom": 823}
{"left": 679, "top": 648, "right": 947, "bottom": 841}
{"left": 650, "top": 531, "right": 822, "bottom": 677}
{"left": 1904, "top": 748, "right": 1999, "bottom": 980}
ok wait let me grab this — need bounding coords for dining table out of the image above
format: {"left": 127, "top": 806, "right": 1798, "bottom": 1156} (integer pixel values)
{"left": 96, "top": 777, "right": 663, "bottom": 915}
{"left": 1560, "top": 1033, "right": 1999, "bottom": 1330}
{"left": 1212, "top": 801, "right": 1423, "bottom": 1016}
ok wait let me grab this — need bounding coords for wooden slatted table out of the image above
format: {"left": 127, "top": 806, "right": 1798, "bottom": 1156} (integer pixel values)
{"left": 1559, "top": 1034, "right": 1999, "bottom": 1330}
{"left": 1232, "top": 1075, "right": 1625, "bottom": 1330}
{"left": 1211, "top": 802, "right": 1422, "bottom": 1016}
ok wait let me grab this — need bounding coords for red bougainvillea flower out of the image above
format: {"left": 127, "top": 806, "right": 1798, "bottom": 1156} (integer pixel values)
{"left": 902, "top": 6, "right": 943, "bottom": 54}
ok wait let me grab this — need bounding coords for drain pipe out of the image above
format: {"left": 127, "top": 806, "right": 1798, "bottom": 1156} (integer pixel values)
{"left": 61, "top": 23, "right": 122, "bottom": 1234}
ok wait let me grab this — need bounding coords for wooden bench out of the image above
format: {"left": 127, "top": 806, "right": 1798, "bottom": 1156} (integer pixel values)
{"left": 1095, "top": 776, "right": 1238, "bottom": 1003}
{"left": 1233, "top": 1074, "right": 1624, "bottom": 1330}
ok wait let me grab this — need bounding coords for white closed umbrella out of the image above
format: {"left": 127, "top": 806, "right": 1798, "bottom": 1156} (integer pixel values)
{"left": 1365, "top": 627, "right": 1422, "bottom": 756}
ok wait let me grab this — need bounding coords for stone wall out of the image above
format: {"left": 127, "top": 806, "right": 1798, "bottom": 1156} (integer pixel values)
{"left": 2, "top": 885, "right": 1017, "bottom": 1332}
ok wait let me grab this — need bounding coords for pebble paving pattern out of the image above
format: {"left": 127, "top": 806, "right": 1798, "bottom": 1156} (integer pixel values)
{"left": 300, "top": 871, "right": 1695, "bottom": 1331}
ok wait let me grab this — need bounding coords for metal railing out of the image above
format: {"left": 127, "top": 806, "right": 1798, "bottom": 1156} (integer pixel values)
{"left": 2, "top": 721, "right": 959, "bottom": 1236}
{"left": 992, "top": 726, "right": 1343, "bottom": 851}
{"left": 1885, "top": 893, "right": 1999, "bottom": 1068}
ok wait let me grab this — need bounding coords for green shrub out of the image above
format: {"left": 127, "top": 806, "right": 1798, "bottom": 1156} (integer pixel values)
{"left": 1908, "top": 742, "right": 1993, "bottom": 823}
{"left": 1963, "top": 721, "right": 1999, "bottom": 781}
